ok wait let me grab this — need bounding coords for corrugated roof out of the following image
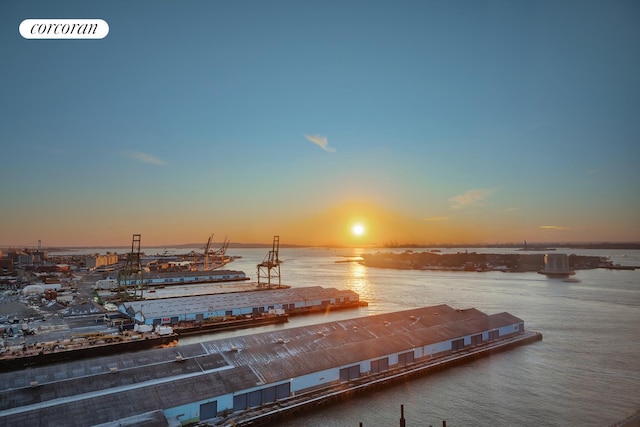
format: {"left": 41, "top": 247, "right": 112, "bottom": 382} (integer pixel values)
{"left": 0, "top": 368, "right": 257, "bottom": 427}
{"left": 0, "top": 346, "right": 222, "bottom": 411}
{"left": 119, "top": 286, "right": 360, "bottom": 319}
{"left": 132, "top": 269, "right": 247, "bottom": 280}
{"left": 0, "top": 305, "right": 523, "bottom": 427}
{"left": 203, "top": 306, "right": 521, "bottom": 384}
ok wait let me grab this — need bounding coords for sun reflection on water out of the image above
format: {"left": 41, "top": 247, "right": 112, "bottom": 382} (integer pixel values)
{"left": 347, "top": 251, "right": 371, "bottom": 299}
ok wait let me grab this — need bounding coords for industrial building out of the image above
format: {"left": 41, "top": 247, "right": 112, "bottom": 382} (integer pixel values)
{"left": 94, "top": 269, "right": 249, "bottom": 290}
{"left": 539, "top": 253, "right": 575, "bottom": 276}
{"left": 118, "top": 286, "right": 362, "bottom": 324}
{"left": 119, "top": 269, "right": 248, "bottom": 286}
{"left": 85, "top": 253, "right": 119, "bottom": 270}
{"left": 0, "top": 304, "right": 535, "bottom": 427}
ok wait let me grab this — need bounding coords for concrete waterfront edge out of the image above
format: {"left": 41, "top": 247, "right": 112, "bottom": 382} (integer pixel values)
{"left": 218, "top": 331, "right": 543, "bottom": 427}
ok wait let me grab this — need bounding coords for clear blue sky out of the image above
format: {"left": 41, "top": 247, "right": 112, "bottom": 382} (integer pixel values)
{"left": 1, "top": 1, "right": 639, "bottom": 247}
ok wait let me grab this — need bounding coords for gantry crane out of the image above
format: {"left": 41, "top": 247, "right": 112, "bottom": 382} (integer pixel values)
{"left": 257, "top": 235, "right": 281, "bottom": 288}
{"left": 117, "top": 234, "right": 144, "bottom": 300}
{"left": 204, "top": 234, "right": 230, "bottom": 270}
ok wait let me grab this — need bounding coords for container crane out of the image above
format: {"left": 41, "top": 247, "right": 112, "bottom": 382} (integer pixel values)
{"left": 117, "top": 234, "right": 144, "bottom": 300}
{"left": 257, "top": 235, "right": 281, "bottom": 288}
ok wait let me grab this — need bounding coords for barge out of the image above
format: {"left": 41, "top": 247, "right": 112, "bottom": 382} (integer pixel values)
{"left": 173, "top": 313, "right": 288, "bottom": 336}
{"left": 0, "top": 329, "right": 177, "bottom": 372}
{"left": 0, "top": 314, "right": 290, "bottom": 371}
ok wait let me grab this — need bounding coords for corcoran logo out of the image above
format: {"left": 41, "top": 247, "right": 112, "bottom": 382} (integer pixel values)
{"left": 19, "top": 19, "right": 109, "bottom": 39}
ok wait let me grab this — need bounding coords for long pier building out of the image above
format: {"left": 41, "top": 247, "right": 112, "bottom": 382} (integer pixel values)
{"left": 0, "top": 305, "right": 540, "bottom": 427}
{"left": 118, "top": 286, "right": 363, "bottom": 325}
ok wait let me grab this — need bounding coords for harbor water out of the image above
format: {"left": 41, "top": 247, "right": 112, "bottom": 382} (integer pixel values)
{"left": 177, "top": 247, "right": 640, "bottom": 427}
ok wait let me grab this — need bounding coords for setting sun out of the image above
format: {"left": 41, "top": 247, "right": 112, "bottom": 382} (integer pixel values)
{"left": 352, "top": 223, "right": 365, "bottom": 236}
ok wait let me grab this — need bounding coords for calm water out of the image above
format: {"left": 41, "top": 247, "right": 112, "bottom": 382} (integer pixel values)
{"left": 60, "top": 246, "right": 640, "bottom": 426}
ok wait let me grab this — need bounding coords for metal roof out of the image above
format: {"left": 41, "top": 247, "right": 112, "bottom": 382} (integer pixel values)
{"left": 138, "top": 269, "right": 247, "bottom": 280}
{"left": 0, "top": 305, "right": 523, "bottom": 426}
{"left": 119, "top": 286, "right": 360, "bottom": 319}
{"left": 202, "top": 306, "right": 522, "bottom": 384}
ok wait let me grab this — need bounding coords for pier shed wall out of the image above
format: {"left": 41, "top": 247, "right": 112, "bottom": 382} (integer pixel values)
{"left": 291, "top": 366, "right": 341, "bottom": 391}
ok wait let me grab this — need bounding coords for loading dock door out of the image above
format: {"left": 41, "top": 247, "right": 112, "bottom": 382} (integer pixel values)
{"left": 398, "top": 351, "right": 415, "bottom": 365}
{"left": 262, "top": 385, "right": 276, "bottom": 403}
{"left": 340, "top": 367, "right": 348, "bottom": 381}
{"left": 200, "top": 401, "right": 217, "bottom": 420}
{"left": 247, "top": 390, "right": 262, "bottom": 408}
{"left": 276, "top": 382, "right": 290, "bottom": 399}
{"left": 452, "top": 338, "right": 465, "bottom": 351}
{"left": 233, "top": 393, "right": 247, "bottom": 412}
{"left": 233, "top": 384, "right": 291, "bottom": 413}
{"left": 340, "top": 365, "right": 360, "bottom": 381}
{"left": 371, "top": 357, "right": 389, "bottom": 373}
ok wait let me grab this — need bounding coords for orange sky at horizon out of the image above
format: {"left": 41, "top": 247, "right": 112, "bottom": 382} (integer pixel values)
{"left": 4, "top": 200, "right": 630, "bottom": 248}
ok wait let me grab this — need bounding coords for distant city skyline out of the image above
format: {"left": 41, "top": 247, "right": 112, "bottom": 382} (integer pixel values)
{"left": 1, "top": 1, "right": 639, "bottom": 247}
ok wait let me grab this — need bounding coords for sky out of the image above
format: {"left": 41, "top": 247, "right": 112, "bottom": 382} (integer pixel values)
{"left": 1, "top": 1, "right": 639, "bottom": 247}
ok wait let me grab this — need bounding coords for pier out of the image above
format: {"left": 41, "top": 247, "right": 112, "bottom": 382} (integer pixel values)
{"left": 118, "top": 285, "right": 365, "bottom": 326}
{"left": 0, "top": 305, "right": 540, "bottom": 427}
{"left": 224, "top": 331, "right": 542, "bottom": 427}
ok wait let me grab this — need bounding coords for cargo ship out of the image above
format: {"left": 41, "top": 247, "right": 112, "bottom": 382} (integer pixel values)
{"left": 0, "top": 328, "right": 178, "bottom": 372}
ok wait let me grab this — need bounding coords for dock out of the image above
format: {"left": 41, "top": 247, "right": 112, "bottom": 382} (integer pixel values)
{"left": 118, "top": 285, "right": 365, "bottom": 326}
{"left": 0, "top": 305, "right": 540, "bottom": 427}
{"left": 228, "top": 331, "right": 542, "bottom": 426}
{"left": 1, "top": 286, "right": 366, "bottom": 371}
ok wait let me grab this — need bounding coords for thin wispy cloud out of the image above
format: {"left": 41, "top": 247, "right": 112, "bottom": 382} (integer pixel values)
{"left": 502, "top": 207, "right": 518, "bottom": 213}
{"left": 424, "top": 216, "right": 449, "bottom": 222}
{"left": 305, "top": 134, "right": 336, "bottom": 153}
{"left": 122, "top": 150, "right": 166, "bottom": 165}
{"left": 540, "top": 225, "right": 570, "bottom": 230}
{"left": 449, "top": 189, "right": 496, "bottom": 210}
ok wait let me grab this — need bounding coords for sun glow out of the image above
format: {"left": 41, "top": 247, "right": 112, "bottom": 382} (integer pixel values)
{"left": 352, "top": 223, "right": 365, "bottom": 236}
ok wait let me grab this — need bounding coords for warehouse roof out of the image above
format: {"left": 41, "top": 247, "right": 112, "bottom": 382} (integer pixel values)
{"left": 203, "top": 305, "right": 522, "bottom": 384}
{"left": 119, "top": 285, "right": 360, "bottom": 319}
{"left": 140, "top": 269, "right": 246, "bottom": 280}
{"left": 0, "top": 305, "right": 523, "bottom": 427}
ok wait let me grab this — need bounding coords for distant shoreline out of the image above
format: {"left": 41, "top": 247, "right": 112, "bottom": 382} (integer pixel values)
{"left": 2, "top": 242, "right": 640, "bottom": 252}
